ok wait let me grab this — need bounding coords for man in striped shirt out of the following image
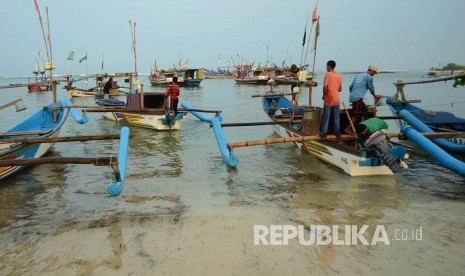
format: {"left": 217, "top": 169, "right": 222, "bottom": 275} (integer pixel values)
{"left": 165, "top": 76, "right": 180, "bottom": 114}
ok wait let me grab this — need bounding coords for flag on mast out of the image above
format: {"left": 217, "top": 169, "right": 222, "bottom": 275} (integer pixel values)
{"left": 314, "top": 16, "right": 320, "bottom": 50}
{"left": 79, "top": 53, "right": 87, "bottom": 63}
{"left": 67, "top": 50, "right": 76, "bottom": 61}
{"left": 312, "top": 7, "right": 318, "bottom": 23}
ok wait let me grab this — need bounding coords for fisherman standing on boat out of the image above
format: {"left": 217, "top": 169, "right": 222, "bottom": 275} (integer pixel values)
{"left": 348, "top": 65, "right": 379, "bottom": 130}
{"left": 320, "top": 60, "right": 342, "bottom": 138}
{"left": 103, "top": 77, "right": 113, "bottom": 98}
{"left": 166, "top": 76, "right": 180, "bottom": 114}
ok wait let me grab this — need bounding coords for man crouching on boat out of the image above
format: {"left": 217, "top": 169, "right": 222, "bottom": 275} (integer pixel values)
{"left": 356, "top": 118, "right": 408, "bottom": 170}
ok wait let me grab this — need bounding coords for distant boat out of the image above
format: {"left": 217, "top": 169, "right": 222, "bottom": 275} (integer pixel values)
{"left": 27, "top": 83, "right": 50, "bottom": 93}
{"left": 233, "top": 67, "right": 270, "bottom": 85}
{"left": 149, "top": 68, "right": 179, "bottom": 86}
{"left": 176, "top": 68, "right": 204, "bottom": 87}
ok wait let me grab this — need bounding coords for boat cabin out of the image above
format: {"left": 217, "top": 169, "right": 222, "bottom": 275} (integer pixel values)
{"left": 126, "top": 92, "right": 166, "bottom": 109}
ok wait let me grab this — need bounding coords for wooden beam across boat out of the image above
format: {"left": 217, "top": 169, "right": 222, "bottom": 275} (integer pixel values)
{"left": 0, "top": 134, "right": 123, "bottom": 144}
{"left": 0, "top": 156, "right": 117, "bottom": 167}
{"left": 251, "top": 92, "right": 293, "bottom": 98}
{"left": 219, "top": 121, "right": 291, "bottom": 127}
{"left": 178, "top": 108, "right": 222, "bottom": 113}
{"left": 0, "top": 99, "right": 22, "bottom": 111}
{"left": 394, "top": 73, "right": 465, "bottom": 86}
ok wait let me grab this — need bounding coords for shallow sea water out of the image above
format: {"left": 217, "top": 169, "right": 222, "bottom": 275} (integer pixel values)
{"left": 1, "top": 72, "right": 465, "bottom": 275}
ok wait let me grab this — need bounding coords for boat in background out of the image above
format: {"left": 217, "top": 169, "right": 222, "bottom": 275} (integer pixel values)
{"left": 233, "top": 66, "right": 271, "bottom": 85}
{"left": 149, "top": 68, "right": 179, "bottom": 86}
{"left": 176, "top": 68, "right": 204, "bottom": 87}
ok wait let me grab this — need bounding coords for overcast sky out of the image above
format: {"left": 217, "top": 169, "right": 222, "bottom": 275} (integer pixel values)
{"left": 1, "top": 0, "right": 464, "bottom": 76}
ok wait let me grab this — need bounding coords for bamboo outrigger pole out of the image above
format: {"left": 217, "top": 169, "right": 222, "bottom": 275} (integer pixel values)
{"left": 0, "top": 134, "right": 122, "bottom": 145}
{"left": 227, "top": 132, "right": 465, "bottom": 149}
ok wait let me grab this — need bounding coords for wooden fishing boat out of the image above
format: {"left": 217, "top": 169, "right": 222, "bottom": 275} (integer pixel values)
{"left": 27, "top": 82, "right": 50, "bottom": 92}
{"left": 233, "top": 66, "right": 271, "bottom": 85}
{"left": 0, "top": 101, "right": 69, "bottom": 181}
{"left": 65, "top": 86, "right": 124, "bottom": 98}
{"left": 149, "top": 69, "right": 180, "bottom": 86}
{"left": 177, "top": 68, "right": 203, "bottom": 87}
{"left": 94, "top": 73, "right": 185, "bottom": 131}
{"left": 260, "top": 94, "right": 409, "bottom": 176}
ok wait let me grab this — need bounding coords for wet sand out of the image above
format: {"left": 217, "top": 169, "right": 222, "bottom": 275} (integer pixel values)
{"left": 2, "top": 176, "right": 465, "bottom": 275}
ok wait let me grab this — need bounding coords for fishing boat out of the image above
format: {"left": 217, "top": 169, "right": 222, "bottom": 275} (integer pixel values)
{"left": 27, "top": 82, "right": 50, "bottom": 92}
{"left": 386, "top": 74, "right": 465, "bottom": 153}
{"left": 93, "top": 73, "right": 185, "bottom": 131}
{"left": 0, "top": 99, "right": 70, "bottom": 181}
{"left": 149, "top": 68, "right": 180, "bottom": 86}
{"left": 176, "top": 68, "right": 204, "bottom": 87}
{"left": 233, "top": 66, "right": 271, "bottom": 85}
{"left": 259, "top": 93, "right": 409, "bottom": 176}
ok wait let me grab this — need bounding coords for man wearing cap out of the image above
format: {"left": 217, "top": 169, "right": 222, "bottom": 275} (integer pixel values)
{"left": 347, "top": 65, "right": 379, "bottom": 132}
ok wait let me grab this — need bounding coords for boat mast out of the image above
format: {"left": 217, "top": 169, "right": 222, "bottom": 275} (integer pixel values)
{"left": 129, "top": 20, "right": 138, "bottom": 86}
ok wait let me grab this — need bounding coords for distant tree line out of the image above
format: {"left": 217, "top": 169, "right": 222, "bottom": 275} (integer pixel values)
{"left": 430, "top": 63, "right": 465, "bottom": 71}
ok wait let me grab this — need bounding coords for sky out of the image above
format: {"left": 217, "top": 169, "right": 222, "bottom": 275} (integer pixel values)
{"left": 1, "top": 0, "right": 465, "bottom": 76}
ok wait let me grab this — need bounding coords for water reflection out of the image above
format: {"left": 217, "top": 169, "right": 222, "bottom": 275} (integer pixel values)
{"left": 127, "top": 127, "right": 183, "bottom": 179}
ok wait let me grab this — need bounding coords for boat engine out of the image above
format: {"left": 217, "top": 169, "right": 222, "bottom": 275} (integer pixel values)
{"left": 364, "top": 131, "right": 401, "bottom": 173}
{"left": 165, "top": 110, "right": 176, "bottom": 125}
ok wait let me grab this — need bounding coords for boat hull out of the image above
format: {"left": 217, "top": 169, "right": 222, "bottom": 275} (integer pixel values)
{"left": 386, "top": 96, "right": 465, "bottom": 150}
{"left": 103, "top": 112, "right": 182, "bottom": 131}
{"left": 270, "top": 124, "right": 394, "bottom": 176}
{"left": 263, "top": 95, "right": 405, "bottom": 176}
{"left": 0, "top": 104, "right": 69, "bottom": 181}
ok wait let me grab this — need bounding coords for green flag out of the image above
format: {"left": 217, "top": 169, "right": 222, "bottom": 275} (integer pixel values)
{"left": 79, "top": 54, "right": 87, "bottom": 63}
{"left": 67, "top": 50, "right": 75, "bottom": 61}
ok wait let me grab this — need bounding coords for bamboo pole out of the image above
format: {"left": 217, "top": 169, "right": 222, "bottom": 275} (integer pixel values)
{"left": 227, "top": 132, "right": 465, "bottom": 149}
{"left": 0, "top": 156, "right": 117, "bottom": 167}
{"left": 251, "top": 92, "right": 293, "bottom": 98}
{"left": 228, "top": 134, "right": 354, "bottom": 149}
{"left": 0, "top": 134, "right": 122, "bottom": 144}
{"left": 394, "top": 73, "right": 465, "bottom": 86}
{"left": 388, "top": 132, "right": 465, "bottom": 140}
{"left": 0, "top": 99, "right": 22, "bottom": 111}
{"left": 179, "top": 108, "right": 222, "bottom": 113}
{"left": 219, "top": 121, "right": 289, "bottom": 127}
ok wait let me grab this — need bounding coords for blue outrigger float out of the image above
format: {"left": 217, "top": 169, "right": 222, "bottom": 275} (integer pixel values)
{"left": 386, "top": 73, "right": 465, "bottom": 153}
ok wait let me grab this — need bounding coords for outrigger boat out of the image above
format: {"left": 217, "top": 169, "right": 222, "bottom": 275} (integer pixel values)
{"left": 386, "top": 74, "right": 465, "bottom": 153}
{"left": 91, "top": 72, "right": 185, "bottom": 131}
{"left": 64, "top": 74, "right": 124, "bottom": 98}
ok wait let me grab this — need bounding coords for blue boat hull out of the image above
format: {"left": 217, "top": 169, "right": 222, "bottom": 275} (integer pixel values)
{"left": 0, "top": 103, "right": 69, "bottom": 181}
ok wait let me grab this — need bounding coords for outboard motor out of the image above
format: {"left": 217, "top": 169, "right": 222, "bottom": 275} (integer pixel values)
{"left": 165, "top": 110, "right": 176, "bottom": 126}
{"left": 364, "top": 131, "right": 401, "bottom": 173}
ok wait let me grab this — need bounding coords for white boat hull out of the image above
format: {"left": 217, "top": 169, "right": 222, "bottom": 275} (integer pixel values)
{"left": 103, "top": 112, "right": 181, "bottom": 131}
